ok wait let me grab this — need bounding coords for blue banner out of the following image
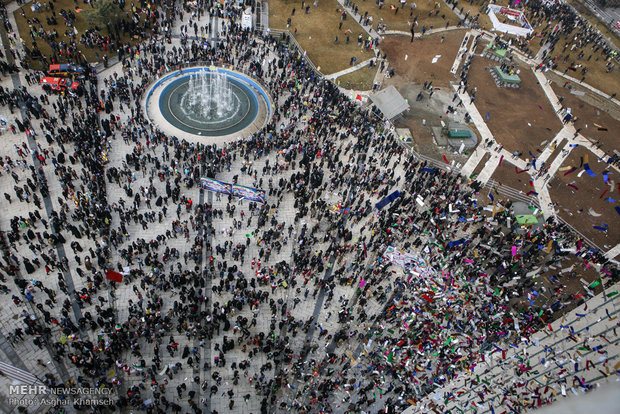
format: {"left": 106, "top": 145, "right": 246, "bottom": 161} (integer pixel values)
{"left": 375, "top": 190, "right": 401, "bottom": 210}
{"left": 201, "top": 177, "right": 232, "bottom": 195}
{"left": 232, "top": 184, "right": 266, "bottom": 203}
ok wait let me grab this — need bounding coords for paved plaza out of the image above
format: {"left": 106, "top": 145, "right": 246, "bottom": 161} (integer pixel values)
{"left": 0, "top": 0, "right": 617, "bottom": 413}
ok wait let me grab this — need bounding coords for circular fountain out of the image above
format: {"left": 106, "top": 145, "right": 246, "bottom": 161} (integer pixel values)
{"left": 144, "top": 67, "right": 271, "bottom": 142}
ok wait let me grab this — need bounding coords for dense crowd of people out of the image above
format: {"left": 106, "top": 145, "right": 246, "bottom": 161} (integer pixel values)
{"left": 0, "top": 0, "right": 617, "bottom": 413}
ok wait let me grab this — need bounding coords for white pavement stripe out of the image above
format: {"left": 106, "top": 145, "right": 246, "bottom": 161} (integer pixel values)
{"left": 324, "top": 58, "right": 375, "bottom": 80}
{"left": 335, "top": 0, "right": 380, "bottom": 40}
{"left": 604, "top": 243, "right": 620, "bottom": 260}
{"left": 0, "top": 361, "right": 44, "bottom": 386}
{"left": 533, "top": 178, "right": 554, "bottom": 218}
{"left": 547, "top": 140, "right": 574, "bottom": 177}
{"left": 459, "top": 145, "right": 487, "bottom": 178}
{"left": 537, "top": 124, "right": 572, "bottom": 165}
{"left": 476, "top": 152, "right": 500, "bottom": 185}
{"left": 450, "top": 33, "right": 471, "bottom": 74}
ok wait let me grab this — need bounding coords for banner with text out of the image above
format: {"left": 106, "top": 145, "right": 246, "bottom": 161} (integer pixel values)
{"left": 232, "top": 184, "right": 267, "bottom": 204}
{"left": 201, "top": 177, "right": 232, "bottom": 195}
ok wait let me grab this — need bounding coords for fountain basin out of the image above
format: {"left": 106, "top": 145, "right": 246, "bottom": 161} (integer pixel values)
{"left": 144, "top": 67, "right": 271, "bottom": 142}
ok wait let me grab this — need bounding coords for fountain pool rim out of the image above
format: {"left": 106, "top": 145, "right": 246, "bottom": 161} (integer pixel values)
{"left": 144, "top": 66, "right": 272, "bottom": 142}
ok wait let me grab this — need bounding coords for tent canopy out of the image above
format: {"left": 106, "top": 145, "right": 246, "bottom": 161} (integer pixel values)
{"left": 370, "top": 85, "right": 410, "bottom": 120}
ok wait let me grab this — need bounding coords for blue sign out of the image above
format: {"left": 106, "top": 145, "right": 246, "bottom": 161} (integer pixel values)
{"left": 375, "top": 190, "right": 401, "bottom": 210}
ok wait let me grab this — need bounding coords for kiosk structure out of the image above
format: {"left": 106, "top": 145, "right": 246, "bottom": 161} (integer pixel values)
{"left": 487, "top": 5, "right": 534, "bottom": 37}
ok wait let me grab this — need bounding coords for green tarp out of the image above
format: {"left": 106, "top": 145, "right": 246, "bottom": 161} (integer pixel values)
{"left": 485, "top": 43, "right": 507, "bottom": 57}
{"left": 494, "top": 66, "right": 521, "bottom": 84}
{"left": 448, "top": 129, "right": 471, "bottom": 138}
{"left": 515, "top": 214, "right": 538, "bottom": 225}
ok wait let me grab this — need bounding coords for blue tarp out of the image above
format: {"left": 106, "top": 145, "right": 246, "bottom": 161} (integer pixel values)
{"left": 375, "top": 190, "right": 402, "bottom": 210}
{"left": 583, "top": 164, "right": 597, "bottom": 177}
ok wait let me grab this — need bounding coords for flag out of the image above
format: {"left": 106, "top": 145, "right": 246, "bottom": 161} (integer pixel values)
{"left": 356, "top": 94, "right": 362, "bottom": 101}
{"left": 106, "top": 270, "right": 123, "bottom": 283}
{"left": 583, "top": 164, "right": 597, "bottom": 177}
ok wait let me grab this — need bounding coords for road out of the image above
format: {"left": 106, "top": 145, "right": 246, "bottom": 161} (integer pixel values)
{"left": 582, "top": 0, "right": 620, "bottom": 31}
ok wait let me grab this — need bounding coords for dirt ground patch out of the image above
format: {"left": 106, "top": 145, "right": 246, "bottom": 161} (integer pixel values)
{"left": 381, "top": 30, "right": 466, "bottom": 87}
{"left": 468, "top": 57, "right": 563, "bottom": 157}
{"left": 530, "top": 255, "right": 603, "bottom": 318}
{"left": 549, "top": 81, "right": 620, "bottom": 151}
{"left": 392, "top": 103, "right": 472, "bottom": 165}
{"left": 268, "top": 0, "right": 374, "bottom": 74}
{"left": 547, "top": 70, "right": 619, "bottom": 113}
{"left": 548, "top": 146, "right": 619, "bottom": 249}
{"left": 491, "top": 157, "right": 534, "bottom": 196}
{"left": 395, "top": 108, "right": 439, "bottom": 156}
{"left": 385, "top": 78, "right": 475, "bottom": 164}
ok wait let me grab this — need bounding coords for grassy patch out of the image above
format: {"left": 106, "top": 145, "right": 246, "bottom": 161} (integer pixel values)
{"left": 543, "top": 30, "right": 620, "bottom": 96}
{"left": 345, "top": 0, "right": 459, "bottom": 32}
{"left": 455, "top": 0, "right": 493, "bottom": 29}
{"left": 566, "top": 0, "right": 620, "bottom": 50}
{"left": 14, "top": 0, "right": 143, "bottom": 69}
{"left": 335, "top": 65, "right": 377, "bottom": 90}
{"left": 552, "top": 57, "right": 619, "bottom": 98}
{"left": 268, "top": 0, "right": 374, "bottom": 75}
